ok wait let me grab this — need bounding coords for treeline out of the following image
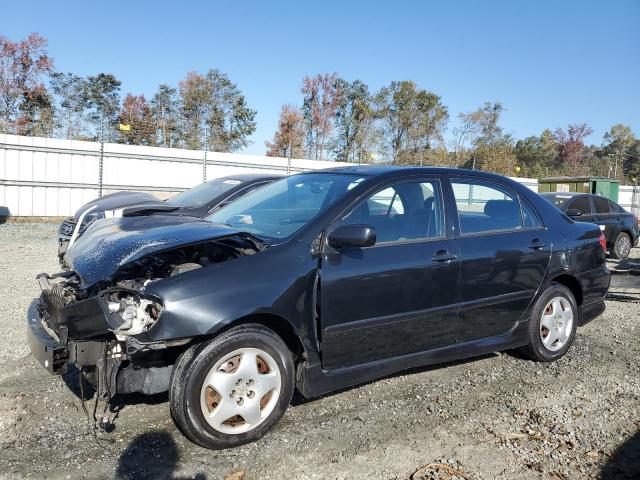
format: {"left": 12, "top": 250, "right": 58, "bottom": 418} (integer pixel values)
{"left": 0, "top": 33, "right": 256, "bottom": 152}
{"left": 1, "top": 33, "right": 639, "bottom": 182}
{"left": 268, "top": 75, "right": 640, "bottom": 182}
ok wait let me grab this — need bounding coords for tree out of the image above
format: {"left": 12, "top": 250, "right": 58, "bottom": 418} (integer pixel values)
{"left": 514, "top": 129, "right": 558, "bottom": 177}
{"left": 85, "top": 73, "right": 122, "bottom": 140}
{"left": 374, "top": 80, "right": 448, "bottom": 164}
{"left": 471, "top": 140, "right": 517, "bottom": 177}
{"left": 15, "top": 84, "right": 54, "bottom": 136}
{"left": 602, "top": 124, "right": 636, "bottom": 180}
{"left": 453, "top": 102, "right": 507, "bottom": 163}
{"left": 554, "top": 123, "right": 593, "bottom": 173}
{"left": 179, "top": 70, "right": 256, "bottom": 152}
{"left": 302, "top": 73, "right": 340, "bottom": 160}
{"left": 151, "top": 84, "right": 180, "bottom": 147}
{"left": 205, "top": 69, "right": 256, "bottom": 152}
{"left": 265, "top": 104, "right": 305, "bottom": 158}
{"left": 0, "top": 33, "right": 53, "bottom": 133}
{"left": 118, "top": 93, "right": 155, "bottom": 145}
{"left": 624, "top": 140, "right": 640, "bottom": 181}
{"left": 50, "top": 72, "right": 90, "bottom": 139}
{"left": 333, "top": 79, "right": 374, "bottom": 163}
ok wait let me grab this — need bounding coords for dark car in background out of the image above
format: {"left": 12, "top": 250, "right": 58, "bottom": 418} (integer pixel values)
{"left": 57, "top": 173, "right": 282, "bottom": 266}
{"left": 29, "top": 167, "right": 610, "bottom": 449}
{"left": 540, "top": 192, "right": 639, "bottom": 259}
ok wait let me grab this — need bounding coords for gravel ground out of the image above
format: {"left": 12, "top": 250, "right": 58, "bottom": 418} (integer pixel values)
{"left": 0, "top": 222, "right": 638, "bottom": 480}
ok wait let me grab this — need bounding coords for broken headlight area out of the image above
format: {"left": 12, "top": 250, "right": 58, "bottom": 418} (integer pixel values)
{"left": 102, "top": 289, "right": 163, "bottom": 338}
{"left": 32, "top": 235, "right": 265, "bottom": 398}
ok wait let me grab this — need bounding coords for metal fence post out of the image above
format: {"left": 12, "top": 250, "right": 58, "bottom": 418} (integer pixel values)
{"left": 203, "top": 129, "right": 208, "bottom": 182}
{"left": 98, "top": 117, "right": 105, "bottom": 197}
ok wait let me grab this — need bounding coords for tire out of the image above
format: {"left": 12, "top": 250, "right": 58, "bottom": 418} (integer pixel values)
{"left": 170, "top": 324, "right": 295, "bottom": 449}
{"left": 520, "top": 283, "right": 578, "bottom": 362}
{"left": 612, "top": 232, "right": 632, "bottom": 259}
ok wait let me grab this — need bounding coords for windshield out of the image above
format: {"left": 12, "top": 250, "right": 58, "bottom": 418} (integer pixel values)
{"left": 207, "top": 173, "right": 365, "bottom": 240}
{"left": 166, "top": 178, "right": 243, "bottom": 207}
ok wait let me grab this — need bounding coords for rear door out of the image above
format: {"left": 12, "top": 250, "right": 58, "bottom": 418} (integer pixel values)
{"left": 591, "top": 195, "right": 616, "bottom": 243}
{"left": 451, "top": 178, "right": 551, "bottom": 343}
{"left": 319, "top": 176, "right": 460, "bottom": 369}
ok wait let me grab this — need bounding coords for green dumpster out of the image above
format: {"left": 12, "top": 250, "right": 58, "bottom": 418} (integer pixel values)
{"left": 538, "top": 177, "right": 620, "bottom": 202}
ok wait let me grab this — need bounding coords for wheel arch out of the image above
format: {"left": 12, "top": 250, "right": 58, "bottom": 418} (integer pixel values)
{"left": 549, "top": 274, "right": 583, "bottom": 306}
{"left": 209, "top": 313, "right": 307, "bottom": 364}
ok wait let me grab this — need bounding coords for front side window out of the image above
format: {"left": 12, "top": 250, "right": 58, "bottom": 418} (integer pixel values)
{"left": 568, "top": 196, "right": 592, "bottom": 215}
{"left": 341, "top": 180, "right": 444, "bottom": 243}
{"left": 207, "top": 173, "right": 366, "bottom": 241}
{"left": 452, "top": 180, "right": 522, "bottom": 235}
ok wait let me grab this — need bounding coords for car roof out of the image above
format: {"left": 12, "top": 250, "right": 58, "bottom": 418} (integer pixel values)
{"left": 539, "top": 192, "right": 583, "bottom": 197}
{"left": 304, "top": 165, "right": 514, "bottom": 181}
{"left": 207, "top": 173, "right": 284, "bottom": 184}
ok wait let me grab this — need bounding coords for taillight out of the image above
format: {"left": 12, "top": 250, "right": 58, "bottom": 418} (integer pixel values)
{"left": 599, "top": 233, "right": 607, "bottom": 253}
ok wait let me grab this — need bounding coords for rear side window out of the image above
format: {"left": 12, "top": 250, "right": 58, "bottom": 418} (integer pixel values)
{"left": 608, "top": 200, "right": 621, "bottom": 213}
{"left": 568, "top": 196, "right": 591, "bottom": 215}
{"left": 593, "top": 196, "right": 610, "bottom": 214}
{"left": 522, "top": 200, "right": 544, "bottom": 229}
{"left": 451, "top": 180, "right": 522, "bottom": 235}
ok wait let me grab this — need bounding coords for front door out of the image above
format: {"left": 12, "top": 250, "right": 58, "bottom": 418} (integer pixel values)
{"left": 450, "top": 178, "right": 552, "bottom": 343}
{"left": 319, "top": 178, "right": 460, "bottom": 370}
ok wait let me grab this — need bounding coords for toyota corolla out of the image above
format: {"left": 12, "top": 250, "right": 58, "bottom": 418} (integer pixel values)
{"left": 28, "top": 167, "right": 610, "bottom": 449}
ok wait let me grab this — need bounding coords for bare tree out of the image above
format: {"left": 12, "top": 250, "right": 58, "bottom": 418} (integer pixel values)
{"left": 302, "top": 73, "right": 340, "bottom": 160}
{"left": 265, "top": 104, "right": 305, "bottom": 158}
{"left": 0, "top": 33, "right": 53, "bottom": 133}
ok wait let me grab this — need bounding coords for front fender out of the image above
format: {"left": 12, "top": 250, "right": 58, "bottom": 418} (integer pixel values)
{"left": 134, "top": 243, "right": 319, "bottom": 348}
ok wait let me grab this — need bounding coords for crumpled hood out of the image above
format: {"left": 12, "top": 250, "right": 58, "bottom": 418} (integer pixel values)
{"left": 74, "top": 191, "right": 161, "bottom": 220}
{"left": 65, "top": 215, "right": 245, "bottom": 287}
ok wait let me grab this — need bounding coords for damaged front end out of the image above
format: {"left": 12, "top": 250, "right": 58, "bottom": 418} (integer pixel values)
{"left": 28, "top": 232, "right": 265, "bottom": 398}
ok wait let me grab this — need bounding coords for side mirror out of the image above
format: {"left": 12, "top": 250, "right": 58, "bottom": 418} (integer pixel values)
{"left": 328, "top": 225, "right": 376, "bottom": 249}
{"left": 566, "top": 209, "right": 582, "bottom": 217}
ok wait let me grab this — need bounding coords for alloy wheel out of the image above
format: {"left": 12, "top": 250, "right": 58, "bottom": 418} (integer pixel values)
{"left": 199, "top": 347, "right": 282, "bottom": 434}
{"left": 617, "top": 235, "right": 631, "bottom": 258}
{"left": 539, "top": 296, "right": 574, "bottom": 352}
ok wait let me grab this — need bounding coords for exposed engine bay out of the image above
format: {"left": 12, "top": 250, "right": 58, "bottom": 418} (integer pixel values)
{"left": 33, "top": 235, "right": 264, "bottom": 398}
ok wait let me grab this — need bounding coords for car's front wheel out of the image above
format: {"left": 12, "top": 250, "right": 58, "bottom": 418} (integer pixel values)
{"left": 170, "top": 325, "right": 295, "bottom": 449}
{"left": 521, "top": 283, "right": 578, "bottom": 362}
{"left": 612, "top": 232, "right": 632, "bottom": 259}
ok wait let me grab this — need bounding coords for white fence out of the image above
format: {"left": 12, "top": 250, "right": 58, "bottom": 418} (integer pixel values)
{"left": 1, "top": 133, "right": 637, "bottom": 218}
{"left": 0, "top": 134, "right": 351, "bottom": 217}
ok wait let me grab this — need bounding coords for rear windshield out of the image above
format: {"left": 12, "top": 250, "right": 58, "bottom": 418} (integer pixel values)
{"left": 166, "top": 178, "right": 243, "bottom": 207}
{"left": 541, "top": 194, "right": 575, "bottom": 208}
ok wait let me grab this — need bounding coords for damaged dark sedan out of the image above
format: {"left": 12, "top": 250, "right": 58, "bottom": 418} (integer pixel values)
{"left": 28, "top": 167, "right": 610, "bottom": 449}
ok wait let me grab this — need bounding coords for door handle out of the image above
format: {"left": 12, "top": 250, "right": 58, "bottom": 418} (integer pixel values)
{"left": 431, "top": 250, "right": 457, "bottom": 263}
{"left": 528, "top": 239, "right": 547, "bottom": 250}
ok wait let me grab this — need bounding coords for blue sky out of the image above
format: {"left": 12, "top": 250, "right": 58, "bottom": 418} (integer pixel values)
{"left": 3, "top": 0, "right": 639, "bottom": 154}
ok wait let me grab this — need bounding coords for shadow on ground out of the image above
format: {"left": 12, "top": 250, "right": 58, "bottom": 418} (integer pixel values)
{"left": 115, "top": 430, "right": 206, "bottom": 480}
{"left": 600, "top": 431, "right": 640, "bottom": 480}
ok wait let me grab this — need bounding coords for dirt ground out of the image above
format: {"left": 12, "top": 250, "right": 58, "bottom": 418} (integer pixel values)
{"left": 0, "top": 223, "right": 638, "bottom": 480}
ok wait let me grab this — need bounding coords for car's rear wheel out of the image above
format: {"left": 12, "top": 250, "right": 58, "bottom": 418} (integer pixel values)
{"left": 169, "top": 325, "right": 294, "bottom": 449}
{"left": 612, "top": 232, "right": 632, "bottom": 259}
{"left": 521, "top": 283, "right": 578, "bottom": 362}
